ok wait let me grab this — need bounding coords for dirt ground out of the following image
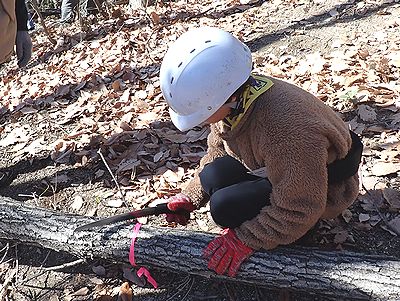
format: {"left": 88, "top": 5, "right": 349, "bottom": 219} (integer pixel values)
{"left": 1, "top": 0, "right": 400, "bottom": 300}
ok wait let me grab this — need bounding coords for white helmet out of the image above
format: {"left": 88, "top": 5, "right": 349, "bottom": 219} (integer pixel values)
{"left": 160, "top": 27, "right": 252, "bottom": 131}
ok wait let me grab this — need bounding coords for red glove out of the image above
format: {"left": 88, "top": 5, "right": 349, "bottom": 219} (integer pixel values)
{"left": 203, "top": 228, "right": 254, "bottom": 277}
{"left": 165, "top": 194, "right": 195, "bottom": 225}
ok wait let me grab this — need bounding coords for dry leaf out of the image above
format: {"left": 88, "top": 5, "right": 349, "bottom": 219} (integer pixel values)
{"left": 107, "top": 199, "right": 123, "bottom": 208}
{"left": 382, "top": 188, "right": 400, "bottom": 210}
{"left": 360, "top": 190, "right": 384, "bottom": 211}
{"left": 96, "top": 296, "right": 113, "bottom": 301}
{"left": 333, "top": 231, "right": 348, "bottom": 244}
{"left": 49, "top": 174, "right": 70, "bottom": 184}
{"left": 341, "top": 209, "right": 352, "bottom": 223}
{"left": 122, "top": 267, "right": 146, "bottom": 287}
{"left": 71, "top": 195, "right": 84, "bottom": 211}
{"left": 361, "top": 175, "right": 386, "bottom": 190}
{"left": 0, "top": 127, "right": 29, "bottom": 146}
{"left": 368, "top": 215, "right": 381, "bottom": 227}
{"left": 357, "top": 105, "right": 377, "bottom": 122}
{"left": 150, "top": 11, "right": 161, "bottom": 25}
{"left": 119, "top": 282, "right": 133, "bottom": 301}
{"left": 371, "top": 161, "right": 400, "bottom": 176}
{"left": 92, "top": 265, "right": 106, "bottom": 276}
{"left": 387, "top": 217, "right": 400, "bottom": 235}
{"left": 359, "top": 213, "right": 370, "bottom": 222}
{"left": 95, "top": 169, "right": 105, "bottom": 178}
{"left": 154, "top": 151, "right": 164, "bottom": 162}
{"left": 71, "top": 287, "right": 89, "bottom": 296}
{"left": 20, "top": 106, "right": 38, "bottom": 114}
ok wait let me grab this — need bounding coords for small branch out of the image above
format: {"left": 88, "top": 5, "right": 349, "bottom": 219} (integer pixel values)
{"left": 0, "top": 242, "right": 9, "bottom": 264}
{"left": 19, "top": 258, "right": 86, "bottom": 285}
{"left": 97, "top": 148, "right": 130, "bottom": 210}
{"left": 0, "top": 268, "right": 17, "bottom": 299}
{"left": 43, "top": 258, "right": 86, "bottom": 271}
{"left": 29, "top": 0, "right": 57, "bottom": 45}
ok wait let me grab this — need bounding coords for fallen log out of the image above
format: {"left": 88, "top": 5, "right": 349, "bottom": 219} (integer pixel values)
{"left": 0, "top": 196, "right": 399, "bottom": 300}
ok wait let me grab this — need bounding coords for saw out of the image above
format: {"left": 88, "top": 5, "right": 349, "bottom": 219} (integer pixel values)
{"left": 74, "top": 202, "right": 179, "bottom": 232}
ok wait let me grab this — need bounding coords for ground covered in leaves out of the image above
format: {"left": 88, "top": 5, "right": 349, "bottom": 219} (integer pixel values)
{"left": 1, "top": 0, "right": 400, "bottom": 300}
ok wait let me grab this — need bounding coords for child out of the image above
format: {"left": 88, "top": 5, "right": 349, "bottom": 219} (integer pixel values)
{"left": 159, "top": 27, "right": 363, "bottom": 277}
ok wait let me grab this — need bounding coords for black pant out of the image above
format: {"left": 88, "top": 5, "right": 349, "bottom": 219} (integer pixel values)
{"left": 199, "top": 156, "right": 272, "bottom": 228}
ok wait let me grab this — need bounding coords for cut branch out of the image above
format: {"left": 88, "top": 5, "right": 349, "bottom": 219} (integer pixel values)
{"left": 0, "top": 196, "right": 399, "bottom": 301}
{"left": 29, "top": 0, "right": 57, "bottom": 45}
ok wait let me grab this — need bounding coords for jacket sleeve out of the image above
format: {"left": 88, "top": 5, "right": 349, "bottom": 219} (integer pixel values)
{"left": 235, "top": 133, "right": 330, "bottom": 250}
{"left": 15, "top": 0, "right": 28, "bottom": 31}
{"left": 182, "top": 124, "right": 227, "bottom": 208}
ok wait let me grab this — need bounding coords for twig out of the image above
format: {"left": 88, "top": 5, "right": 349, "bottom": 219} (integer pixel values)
{"left": 19, "top": 258, "right": 86, "bottom": 285}
{"left": 97, "top": 148, "right": 130, "bottom": 210}
{"left": 0, "top": 242, "right": 9, "bottom": 264}
{"left": 43, "top": 258, "right": 86, "bottom": 271}
{"left": 360, "top": 172, "right": 400, "bottom": 236}
{"left": 0, "top": 267, "right": 17, "bottom": 299}
{"left": 180, "top": 277, "right": 195, "bottom": 301}
{"left": 40, "top": 250, "right": 51, "bottom": 267}
{"left": 224, "top": 282, "right": 238, "bottom": 301}
{"left": 184, "top": 7, "right": 213, "bottom": 21}
{"left": 29, "top": 0, "right": 57, "bottom": 45}
{"left": 165, "top": 275, "right": 191, "bottom": 301}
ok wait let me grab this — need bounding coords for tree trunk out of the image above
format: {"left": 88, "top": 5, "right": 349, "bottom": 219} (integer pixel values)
{"left": 0, "top": 196, "right": 399, "bottom": 300}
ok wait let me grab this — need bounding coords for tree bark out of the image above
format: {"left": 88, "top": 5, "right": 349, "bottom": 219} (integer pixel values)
{"left": 0, "top": 196, "right": 399, "bottom": 301}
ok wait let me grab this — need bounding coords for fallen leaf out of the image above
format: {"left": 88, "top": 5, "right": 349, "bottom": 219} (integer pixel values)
{"left": 0, "top": 127, "right": 29, "bottom": 146}
{"left": 368, "top": 215, "right": 381, "bottom": 227}
{"left": 96, "top": 296, "right": 113, "bottom": 301}
{"left": 361, "top": 175, "right": 386, "bottom": 190}
{"left": 92, "top": 265, "right": 106, "bottom": 276}
{"left": 341, "top": 209, "right": 352, "bottom": 223}
{"left": 71, "top": 195, "right": 84, "bottom": 211}
{"left": 107, "top": 199, "right": 123, "bottom": 208}
{"left": 19, "top": 106, "right": 38, "bottom": 114}
{"left": 196, "top": 219, "right": 209, "bottom": 231}
{"left": 122, "top": 267, "right": 145, "bottom": 287}
{"left": 95, "top": 169, "right": 105, "bottom": 179}
{"left": 71, "top": 287, "right": 89, "bottom": 296}
{"left": 360, "top": 190, "right": 384, "bottom": 211}
{"left": 359, "top": 213, "right": 371, "bottom": 222}
{"left": 387, "top": 217, "right": 400, "bottom": 235}
{"left": 119, "top": 282, "right": 133, "bottom": 301}
{"left": 371, "top": 161, "right": 400, "bottom": 176}
{"left": 333, "top": 231, "right": 348, "bottom": 244}
{"left": 382, "top": 188, "right": 400, "bottom": 210}
{"left": 49, "top": 174, "right": 70, "bottom": 184}
{"left": 357, "top": 105, "right": 377, "bottom": 122}
{"left": 89, "top": 277, "right": 103, "bottom": 285}
{"left": 154, "top": 151, "right": 164, "bottom": 162}
{"left": 149, "top": 11, "right": 160, "bottom": 25}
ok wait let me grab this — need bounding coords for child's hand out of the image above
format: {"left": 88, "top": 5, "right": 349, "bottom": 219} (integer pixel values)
{"left": 203, "top": 228, "right": 254, "bottom": 277}
{"left": 165, "top": 194, "right": 195, "bottom": 225}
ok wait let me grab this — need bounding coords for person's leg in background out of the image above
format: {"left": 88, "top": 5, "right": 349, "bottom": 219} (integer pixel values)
{"left": 60, "top": 0, "right": 78, "bottom": 23}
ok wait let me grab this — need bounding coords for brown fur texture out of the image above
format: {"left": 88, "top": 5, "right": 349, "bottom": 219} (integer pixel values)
{"left": 0, "top": 0, "right": 17, "bottom": 64}
{"left": 182, "top": 76, "right": 360, "bottom": 250}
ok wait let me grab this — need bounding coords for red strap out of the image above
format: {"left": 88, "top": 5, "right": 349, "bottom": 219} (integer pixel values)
{"left": 129, "top": 223, "right": 158, "bottom": 288}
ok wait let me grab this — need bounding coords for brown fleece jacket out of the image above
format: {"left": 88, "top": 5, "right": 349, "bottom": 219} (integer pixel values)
{"left": 0, "top": 0, "right": 16, "bottom": 64}
{"left": 182, "top": 76, "right": 360, "bottom": 250}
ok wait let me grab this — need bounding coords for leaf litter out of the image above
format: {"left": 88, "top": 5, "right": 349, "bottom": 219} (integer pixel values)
{"left": 0, "top": 0, "right": 400, "bottom": 300}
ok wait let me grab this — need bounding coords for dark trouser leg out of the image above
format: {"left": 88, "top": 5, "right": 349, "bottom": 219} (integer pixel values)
{"left": 199, "top": 156, "right": 272, "bottom": 228}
